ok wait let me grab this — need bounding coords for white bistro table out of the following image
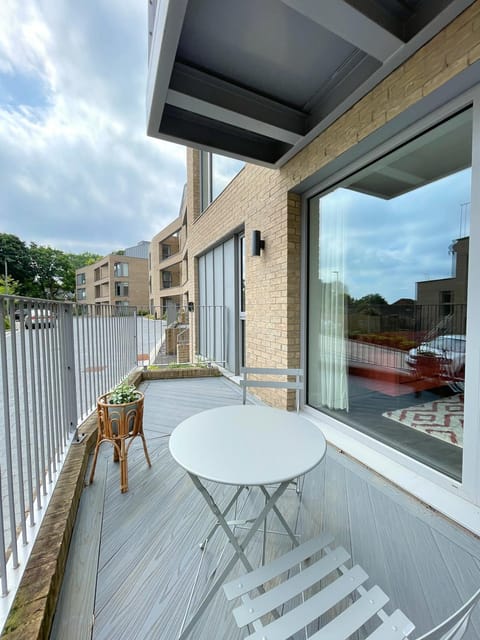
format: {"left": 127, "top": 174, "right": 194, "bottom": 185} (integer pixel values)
{"left": 169, "top": 404, "right": 327, "bottom": 639}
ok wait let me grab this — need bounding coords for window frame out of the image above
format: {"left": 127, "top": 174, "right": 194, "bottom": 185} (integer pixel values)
{"left": 300, "top": 84, "right": 480, "bottom": 520}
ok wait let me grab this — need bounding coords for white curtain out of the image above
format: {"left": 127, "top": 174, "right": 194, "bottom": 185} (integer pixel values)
{"left": 316, "top": 192, "right": 349, "bottom": 410}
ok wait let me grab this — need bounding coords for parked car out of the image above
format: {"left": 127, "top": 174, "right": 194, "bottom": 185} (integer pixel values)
{"left": 405, "top": 334, "right": 466, "bottom": 378}
{"left": 14, "top": 309, "right": 29, "bottom": 321}
{"left": 25, "top": 309, "right": 55, "bottom": 329}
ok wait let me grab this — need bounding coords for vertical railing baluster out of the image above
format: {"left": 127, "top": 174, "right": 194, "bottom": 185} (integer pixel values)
{"left": 0, "top": 301, "right": 19, "bottom": 567}
{"left": 18, "top": 305, "right": 35, "bottom": 528}
{"left": 63, "top": 304, "right": 77, "bottom": 438}
{"left": 9, "top": 303, "right": 28, "bottom": 547}
{"left": 0, "top": 468, "right": 7, "bottom": 596}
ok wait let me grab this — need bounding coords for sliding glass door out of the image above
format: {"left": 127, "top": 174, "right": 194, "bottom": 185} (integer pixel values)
{"left": 308, "top": 107, "right": 472, "bottom": 480}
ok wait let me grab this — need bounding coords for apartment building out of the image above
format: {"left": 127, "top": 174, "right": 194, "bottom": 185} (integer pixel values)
{"left": 149, "top": 185, "right": 189, "bottom": 317}
{"left": 75, "top": 253, "right": 149, "bottom": 309}
{"left": 147, "top": 1, "right": 480, "bottom": 537}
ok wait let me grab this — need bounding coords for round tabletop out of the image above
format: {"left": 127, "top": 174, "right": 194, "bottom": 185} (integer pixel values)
{"left": 169, "top": 405, "right": 327, "bottom": 486}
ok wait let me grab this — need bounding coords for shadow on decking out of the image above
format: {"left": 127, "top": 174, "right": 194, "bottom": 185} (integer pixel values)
{"left": 50, "top": 377, "right": 480, "bottom": 640}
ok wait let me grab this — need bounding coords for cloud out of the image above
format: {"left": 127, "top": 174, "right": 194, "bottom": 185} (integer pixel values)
{"left": 314, "top": 168, "right": 471, "bottom": 303}
{"left": 0, "top": 0, "right": 186, "bottom": 255}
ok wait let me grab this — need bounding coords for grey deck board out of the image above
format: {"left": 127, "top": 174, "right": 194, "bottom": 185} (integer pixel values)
{"left": 51, "top": 377, "right": 480, "bottom": 640}
{"left": 50, "top": 450, "right": 108, "bottom": 640}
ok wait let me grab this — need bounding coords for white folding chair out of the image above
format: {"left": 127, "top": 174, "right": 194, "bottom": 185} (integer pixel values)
{"left": 240, "top": 367, "right": 304, "bottom": 413}
{"left": 241, "top": 367, "right": 305, "bottom": 494}
{"left": 224, "top": 531, "right": 480, "bottom": 640}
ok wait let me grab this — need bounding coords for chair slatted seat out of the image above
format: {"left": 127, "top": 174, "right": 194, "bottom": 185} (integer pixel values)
{"left": 224, "top": 532, "right": 480, "bottom": 640}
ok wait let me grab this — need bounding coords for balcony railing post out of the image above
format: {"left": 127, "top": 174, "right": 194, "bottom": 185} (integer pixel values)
{"left": 62, "top": 304, "right": 78, "bottom": 441}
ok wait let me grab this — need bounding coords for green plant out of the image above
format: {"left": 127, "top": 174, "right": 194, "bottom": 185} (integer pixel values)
{"left": 108, "top": 382, "right": 139, "bottom": 404}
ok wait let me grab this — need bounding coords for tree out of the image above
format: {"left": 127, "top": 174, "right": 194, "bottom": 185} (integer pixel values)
{"left": 0, "top": 275, "right": 20, "bottom": 295}
{"left": 0, "top": 233, "right": 34, "bottom": 293}
{"left": 353, "top": 293, "right": 388, "bottom": 315}
{"left": 28, "top": 244, "right": 75, "bottom": 299}
{"left": 67, "top": 252, "right": 102, "bottom": 271}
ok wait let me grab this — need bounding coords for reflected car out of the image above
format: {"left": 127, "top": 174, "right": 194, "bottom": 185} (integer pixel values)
{"left": 405, "top": 334, "right": 466, "bottom": 378}
{"left": 25, "top": 309, "right": 55, "bottom": 329}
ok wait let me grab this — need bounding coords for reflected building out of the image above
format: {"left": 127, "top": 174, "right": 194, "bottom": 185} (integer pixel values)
{"left": 415, "top": 236, "right": 468, "bottom": 335}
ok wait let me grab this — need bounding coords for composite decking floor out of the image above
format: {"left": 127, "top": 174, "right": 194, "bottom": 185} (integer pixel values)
{"left": 51, "top": 377, "right": 480, "bottom": 640}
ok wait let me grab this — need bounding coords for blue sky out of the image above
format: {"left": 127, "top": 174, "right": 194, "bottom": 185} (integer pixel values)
{"left": 0, "top": 0, "right": 187, "bottom": 256}
{"left": 315, "top": 168, "right": 471, "bottom": 304}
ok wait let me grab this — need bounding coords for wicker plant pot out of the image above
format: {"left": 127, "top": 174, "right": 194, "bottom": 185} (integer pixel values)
{"left": 90, "top": 391, "right": 151, "bottom": 492}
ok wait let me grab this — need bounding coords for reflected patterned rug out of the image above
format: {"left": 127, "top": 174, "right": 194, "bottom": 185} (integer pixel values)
{"left": 382, "top": 394, "right": 463, "bottom": 447}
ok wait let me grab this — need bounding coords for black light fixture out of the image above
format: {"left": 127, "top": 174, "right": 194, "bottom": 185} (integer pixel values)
{"left": 251, "top": 230, "right": 265, "bottom": 256}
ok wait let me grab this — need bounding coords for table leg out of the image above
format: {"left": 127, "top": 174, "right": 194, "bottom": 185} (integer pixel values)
{"left": 178, "top": 475, "right": 291, "bottom": 640}
{"left": 259, "top": 485, "right": 299, "bottom": 546}
{"left": 200, "top": 484, "right": 245, "bottom": 549}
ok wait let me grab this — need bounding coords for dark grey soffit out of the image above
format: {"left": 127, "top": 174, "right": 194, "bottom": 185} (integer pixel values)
{"left": 146, "top": 0, "right": 475, "bottom": 168}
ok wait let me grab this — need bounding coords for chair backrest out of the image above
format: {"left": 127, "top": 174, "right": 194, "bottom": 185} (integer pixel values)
{"left": 240, "top": 367, "right": 304, "bottom": 412}
{"left": 414, "top": 586, "right": 480, "bottom": 640}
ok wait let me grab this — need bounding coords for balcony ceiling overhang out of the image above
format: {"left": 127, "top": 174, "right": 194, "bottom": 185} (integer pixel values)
{"left": 147, "top": 0, "right": 475, "bottom": 168}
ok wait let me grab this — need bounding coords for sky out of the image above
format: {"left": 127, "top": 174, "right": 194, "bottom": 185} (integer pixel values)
{"left": 314, "top": 168, "right": 471, "bottom": 304}
{"left": 0, "top": 0, "right": 187, "bottom": 257}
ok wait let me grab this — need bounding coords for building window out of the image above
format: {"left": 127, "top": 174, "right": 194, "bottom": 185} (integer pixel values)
{"left": 115, "top": 282, "right": 129, "bottom": 297}
{"left": 76, "top": 273, "right": 86, "bottom": 285}
{"left": 162, "top": 271, "right": 172, "bottom": 289}
{"left": 308, "top": 107, "right": 471, "bottom": 481}
{"left": 200, "top": 150, "right": 244, "bottom": 212}
{"left": 77, "top": 288, "right": 86, "bottom": 300}
{"left": 162, "top": 244, "right": 171, "bottom": 260}
{"left": 114, "top": 262, "right": 129, "bottom": 277}
{"left": 440, "top": 290, "right": 453, "bottom": 317}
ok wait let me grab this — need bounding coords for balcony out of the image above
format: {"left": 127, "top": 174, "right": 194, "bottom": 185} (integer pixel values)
{"left": 35, "top": 378, "right": 480, "bottom": 638}
{"left": 2, "top": 297, "right": 480, "bottom": 638}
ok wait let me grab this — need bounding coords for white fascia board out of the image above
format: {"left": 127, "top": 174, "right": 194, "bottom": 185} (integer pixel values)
{"left": 146, "top": 0, "right": 189, "bottom": 137}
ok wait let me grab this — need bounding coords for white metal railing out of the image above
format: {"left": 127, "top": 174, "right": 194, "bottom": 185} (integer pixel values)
{"left": 347, "top": 339, "right": 410, "bottom": 371}
{"left": 0, "top": 295, "right": 140, "bottom": 624}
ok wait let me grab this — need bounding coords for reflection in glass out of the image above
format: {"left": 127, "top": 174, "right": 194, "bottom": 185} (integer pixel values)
{"left": 212, "top": 155, "right": 244, "bottom": 201}
{"left": 308, "top": 108, "right": 472, "bottom": 480}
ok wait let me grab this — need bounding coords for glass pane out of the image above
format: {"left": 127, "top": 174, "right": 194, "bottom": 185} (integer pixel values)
{"left": 212, "top": 155, "right": 244, "bottom": 200}
{"left": 308, "top": 108, "right": 472, "bottom": 480}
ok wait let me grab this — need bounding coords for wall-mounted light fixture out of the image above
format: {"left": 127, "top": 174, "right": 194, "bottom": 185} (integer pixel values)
{"left": 251, "top": 230, "right": 265, "bottom": 256}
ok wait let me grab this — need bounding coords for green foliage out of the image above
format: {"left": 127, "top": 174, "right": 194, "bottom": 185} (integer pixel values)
{"left": 67, "top": 252, "right": 103, "bottom": 270}
{"left": 28, "top": 243, "right": 75, "bottom": 299}
{"left": 108, "top": 382, "right": 139, "bottom": 404}
{"left": 0, "top": 234, "right": 33, "bottom": 294}
{"left": 0, "top": 233, "right": 103, "bottom": 299}
{"left": 0, "top": 275, "right": 20, "bottom": 295}
{"left": 350, "top": 293, "right": 389, "bottom": 315}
